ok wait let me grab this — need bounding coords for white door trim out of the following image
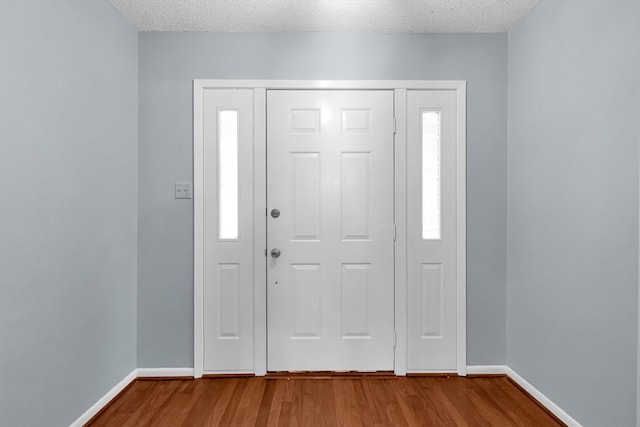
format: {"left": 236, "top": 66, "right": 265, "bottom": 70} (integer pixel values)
{"left": 193, "top": 80, "right": 466, "bottom": 378}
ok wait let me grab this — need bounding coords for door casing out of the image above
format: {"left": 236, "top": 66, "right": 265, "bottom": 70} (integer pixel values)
{"left": 193, "top": 80, "right": 467, "bottom": 377}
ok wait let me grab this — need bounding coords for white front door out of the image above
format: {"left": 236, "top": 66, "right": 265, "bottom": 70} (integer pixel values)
{"left": 266, "top": 90, "right": 395, "bottom": 371}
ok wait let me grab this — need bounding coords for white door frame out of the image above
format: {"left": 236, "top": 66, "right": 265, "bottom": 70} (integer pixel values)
{"left": 194, "top": 80, "right": 466, "bottom": 377}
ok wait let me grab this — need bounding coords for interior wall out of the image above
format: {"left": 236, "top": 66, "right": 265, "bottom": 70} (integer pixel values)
{"left": 137, "top": 32, "right": 508, "bottom": 368}
{"left": 0, "top": 1, "right": 138, "bottom": 425}
{"left": 638, "top": 28, "right": 640, "bottom": 426}
{"left": 506, "top": 0, "right": 640, "bottom": 425}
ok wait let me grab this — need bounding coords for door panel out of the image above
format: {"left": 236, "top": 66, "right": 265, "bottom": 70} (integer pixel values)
{"left": 407, "top": 90, "right": 458, "bottom": 371}
{"left": 267, "top": 90, "right": 394, "bottom": 371}
{"left": 202, "top": 89, "right": 254, "bottom": 372}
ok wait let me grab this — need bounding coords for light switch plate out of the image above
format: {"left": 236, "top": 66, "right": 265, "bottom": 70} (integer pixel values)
{"left": 175, "top": 182, "right": 192, "bottom": 199}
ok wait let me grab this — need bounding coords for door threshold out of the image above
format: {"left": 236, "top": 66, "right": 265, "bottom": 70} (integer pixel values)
{"left": 265, "top": 371, "right": 396, "bottom": 380}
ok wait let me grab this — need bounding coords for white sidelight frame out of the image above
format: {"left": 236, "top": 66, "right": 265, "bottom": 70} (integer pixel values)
{"left": 194, "top": 80, "right": 466, "bottom": 378}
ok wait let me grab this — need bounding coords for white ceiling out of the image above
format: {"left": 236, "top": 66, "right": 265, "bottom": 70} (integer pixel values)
{"left": 110, "top": 0, "right": 541, "bottom": 33}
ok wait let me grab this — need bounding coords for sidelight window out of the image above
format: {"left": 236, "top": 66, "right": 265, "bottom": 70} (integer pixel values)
{"left": 422, "top": 110, "right": 441, "bottom": 240}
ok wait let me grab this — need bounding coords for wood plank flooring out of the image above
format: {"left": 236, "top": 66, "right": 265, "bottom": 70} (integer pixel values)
{"left": 86, "top": 375, "right": 564, "bottom": 426}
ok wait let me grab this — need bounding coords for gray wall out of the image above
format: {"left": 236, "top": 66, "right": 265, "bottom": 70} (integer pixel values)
{"left": 0, "top": 1, "right": 138, "bottom": 425}
{"left": 138, "top": 32, "right": 509, "bottom": 367}
{"left": 507, "top": 0, "right": 640, "bottom": 425}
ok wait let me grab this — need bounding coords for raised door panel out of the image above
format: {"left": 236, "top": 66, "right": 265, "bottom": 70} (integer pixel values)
{"left": 341, "top": 153, "right": 371, "bottom": 240}
{"left": 292, "top": 153, "right": 321, "bottom": 240}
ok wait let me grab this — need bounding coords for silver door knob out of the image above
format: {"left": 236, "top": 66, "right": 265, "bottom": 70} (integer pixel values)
{"left": 270, "top": 248, "right": 281, "bottom": 258}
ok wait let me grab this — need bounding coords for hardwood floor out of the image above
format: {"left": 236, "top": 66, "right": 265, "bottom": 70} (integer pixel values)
{"left": 87, "top": 375, "right": 564, "bottom": 426}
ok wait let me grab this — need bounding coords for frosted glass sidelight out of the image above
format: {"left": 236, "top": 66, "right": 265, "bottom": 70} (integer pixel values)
{"left": 218, "top": 110, "right": 239, "bottom": 240}
{"left": 422, "top": 111, "right": 441, "bottom": 240}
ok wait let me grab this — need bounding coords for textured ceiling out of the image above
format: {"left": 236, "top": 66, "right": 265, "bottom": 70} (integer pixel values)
{"left": 110, "top": 0, "right": 541, "bottom": 33}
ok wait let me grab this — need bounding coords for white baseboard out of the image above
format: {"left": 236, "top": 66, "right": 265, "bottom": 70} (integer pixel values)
{"left": 69, "top": 369, "right": 137, "bottom": 427}
{"left": 504, "top": 367, "right": 582, "bottom": 427}
{"left": 136, "top": 367, "right": 195, "bottom": 378}
{"left": 467, "top": 365, "right": 582, "bottom": 427}
{"left": 69, "top": 368, "right": 195, "bottom": 427}
{"left": 466, "top": 365, "right": 508, "bottom": 375}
